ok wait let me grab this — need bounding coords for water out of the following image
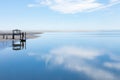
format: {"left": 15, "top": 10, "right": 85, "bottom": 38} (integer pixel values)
{"left": 0, "top": 32, "right": 120, "bottom": 80}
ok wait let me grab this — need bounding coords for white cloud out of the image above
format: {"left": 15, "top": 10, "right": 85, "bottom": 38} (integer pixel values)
{"left": 28, "top": 0, "right": 120, "bottom": 14}
{"left": 49, "top": 0, "right": 102, "bottom": 14}
{"left": 104, "top": 62, "right": 120, "bottom": 70}
{"left": 89, "top": 0, "right": 120, "bottom": 12}
{"left": 110, "top": 0, "right": 120, "bottom": 3}
{"left": 27, "top": 4, "right": 39, "bottom": 7}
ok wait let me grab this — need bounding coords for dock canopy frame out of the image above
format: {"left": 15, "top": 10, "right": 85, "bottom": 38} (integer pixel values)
{"left": 12, "top": 29, "right": 22, "bottom": 39}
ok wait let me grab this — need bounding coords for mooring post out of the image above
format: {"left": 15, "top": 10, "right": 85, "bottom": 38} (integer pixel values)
{"left": 3, "top": 34, "right": 5, "bottom": 39}
{"left": 12, "top": 30, "right": 14, "bottom": 39}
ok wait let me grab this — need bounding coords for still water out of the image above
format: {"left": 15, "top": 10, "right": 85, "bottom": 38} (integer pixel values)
{"left": 0, "top": 32, "right": 120, "bottom": 80}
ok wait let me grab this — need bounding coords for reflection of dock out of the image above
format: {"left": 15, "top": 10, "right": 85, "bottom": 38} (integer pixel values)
{"left": 0, "top": 40, "right": 26, "bottom": 51}
{"left": 12, "top": 40, "right": 26, "bottom": 50}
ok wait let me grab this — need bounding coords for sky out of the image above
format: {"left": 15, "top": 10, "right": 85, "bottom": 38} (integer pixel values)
{"left": 0, "top": 0, "right": 120, "bottom": 31}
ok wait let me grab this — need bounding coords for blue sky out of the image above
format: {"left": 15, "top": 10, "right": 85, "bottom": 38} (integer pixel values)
{"left": 0, "top": 0, "right": 120, "bottom": 30}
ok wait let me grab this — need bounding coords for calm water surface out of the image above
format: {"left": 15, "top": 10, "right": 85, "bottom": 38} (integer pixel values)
{"left": 0, "top": 32, "right": 120, "bottom": 80}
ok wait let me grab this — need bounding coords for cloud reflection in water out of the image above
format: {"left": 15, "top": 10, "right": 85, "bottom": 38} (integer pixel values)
{"left": 28, "top": 46, "right": 119, "bottom": 80}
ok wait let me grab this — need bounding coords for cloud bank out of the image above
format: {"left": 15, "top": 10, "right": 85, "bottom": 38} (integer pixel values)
{"left": 28, "top": 0, "right": 120, "bottom": 14}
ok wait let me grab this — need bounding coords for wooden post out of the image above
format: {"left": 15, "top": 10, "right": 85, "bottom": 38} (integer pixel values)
{"left": 12, "top": 30, "right": 14, "bottom": 39}
{"left": 3, "top": 34, "right": 5, "bottom": 39}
